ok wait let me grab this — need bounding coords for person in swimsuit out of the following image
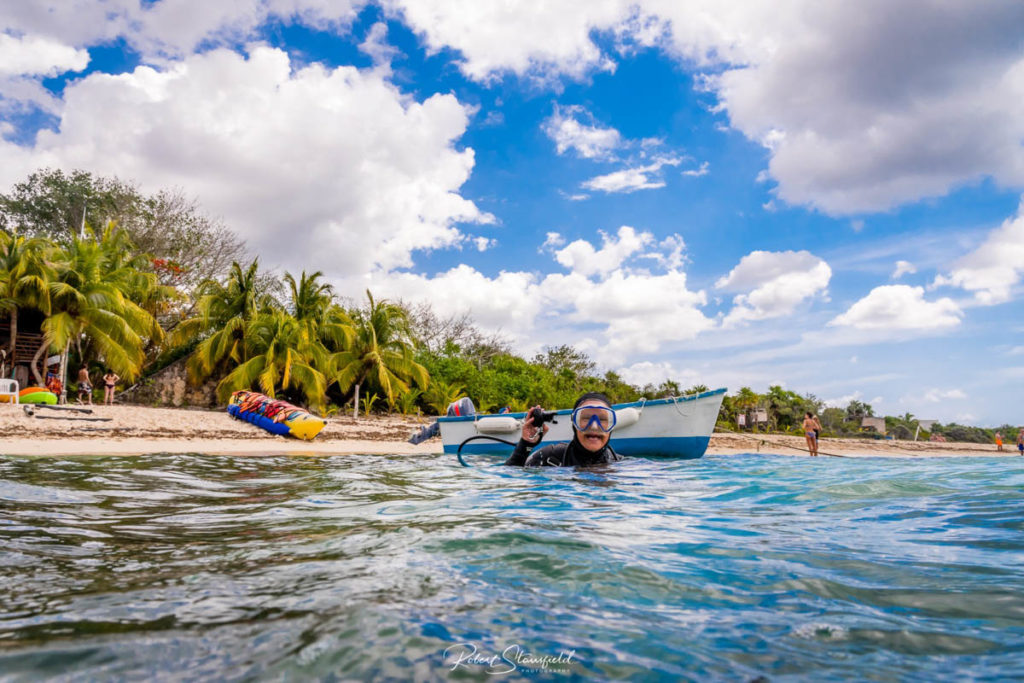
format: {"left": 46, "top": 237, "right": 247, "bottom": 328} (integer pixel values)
{"left": 995, "top": 432, "right": 1003, "bottom": 452}
{"left": 76, "top": 366, "right": 93, "bottom": 404}
{"left": 103, "top": 370, "right": 120, "bottom": 405}
{"left": 504, "top": 392, "right": 622, "bottom": 467}
{"left": 1018, "top": 429, "right": 1024, "bottom": 456}
{"left": 802, "top": 411, "right": 819, "bottom": 457}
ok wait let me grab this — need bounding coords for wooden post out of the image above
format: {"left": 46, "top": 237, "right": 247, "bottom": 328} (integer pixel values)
{"left": 59, "top": 340, "right": 70, "bottom": 405}
{"left": 353, "top": 382, "right": 360, "bottom": 419}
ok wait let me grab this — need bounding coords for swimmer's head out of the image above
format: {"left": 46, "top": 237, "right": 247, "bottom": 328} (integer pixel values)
{"left": 572, "top": 392, "right": 613, "bottom": 453}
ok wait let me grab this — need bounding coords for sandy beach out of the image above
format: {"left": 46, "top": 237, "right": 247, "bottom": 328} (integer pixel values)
{"left": 0, "top": 403, "right": 1010, "bottom": 458}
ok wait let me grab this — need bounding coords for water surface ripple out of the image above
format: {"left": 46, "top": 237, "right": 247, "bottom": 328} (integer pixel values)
{"left": 1, "top": 452, "right": 1023, "bottom": 681}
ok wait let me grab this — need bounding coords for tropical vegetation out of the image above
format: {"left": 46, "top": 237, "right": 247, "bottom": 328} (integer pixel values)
{"left": 0, "top": 168, "right": 1009, "bottom": 444}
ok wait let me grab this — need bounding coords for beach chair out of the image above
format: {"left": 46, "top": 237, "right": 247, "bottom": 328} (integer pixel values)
{"left": 0, "top": 378, "right": 19, "bottom": 404}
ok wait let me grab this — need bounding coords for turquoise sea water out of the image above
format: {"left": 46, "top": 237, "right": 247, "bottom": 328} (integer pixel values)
{"left": 1, "top": 452, "right": 1023, "bottom": 681}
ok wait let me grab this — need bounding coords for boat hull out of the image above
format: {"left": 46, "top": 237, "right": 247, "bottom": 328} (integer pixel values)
{"left": 439, "top": 388, "right": 726, "bottom": 460}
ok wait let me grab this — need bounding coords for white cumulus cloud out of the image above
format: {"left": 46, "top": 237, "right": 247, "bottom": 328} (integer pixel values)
{"left": 0, "top": 46, "right": 491, "bottom": 278}
{"left": 581, "top": 156, "right": 681, "bottom": 193}
{"left": 922, "top": 388, "right": 967, "bottom": 403}
{"left": 716, "top": 250, "right": 831, "bottom": 326}
{"left": 0, "top": 33, "right": 90, "bottom": 114}
{"left": 892, "top": 260, "right": 916, "bottom": 279}
{"left": 932, "top": 200, "right": 1024, "bottom": 304}
{"left": 370, "top": 264, "right": 543, "bottom": 336}
{"left": 0, "top": 33, "right": 89, "bottom": 77}
{"left": 543, "top": 268, "right": 713, "bottom": 363}
{"left": 372, "top": 227, "right": 713, "bottom": 365}
{"left": 553, "top": 226, "right": 653, "bottom": 277}
{"left": 543, "top": 105, "right": 622, "bottom": 160}
{"left": 388, "top": 0, "right": 1024, "bottom": 214}
{"left": 617, "top": 360, "right": 699, "bottom": 388}
{"left": 830, "top": 285, "right": 962, "bottom": 330}
{"left": 384, "top": 0, "right": 628, "bottom": 82}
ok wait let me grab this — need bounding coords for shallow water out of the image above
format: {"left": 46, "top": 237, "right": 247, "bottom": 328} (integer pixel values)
{"left": 1, "top": 452, "right": 1023, "bottom": 681}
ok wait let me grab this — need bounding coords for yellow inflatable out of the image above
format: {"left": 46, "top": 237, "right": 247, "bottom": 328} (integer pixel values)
{"left": 227, "top": 391, "right": 327, "bottom": 440}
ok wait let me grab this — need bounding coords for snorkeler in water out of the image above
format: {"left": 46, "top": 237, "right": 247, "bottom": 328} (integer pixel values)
{"left": 504, "top": 392, "right": 623, "bottom": 467}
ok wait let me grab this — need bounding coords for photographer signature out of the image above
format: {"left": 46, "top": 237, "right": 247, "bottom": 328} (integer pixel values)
{"left": 443, "top": 642, "right": 576, "bottom": 675}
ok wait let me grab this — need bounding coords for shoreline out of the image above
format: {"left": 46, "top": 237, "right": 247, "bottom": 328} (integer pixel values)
{"left": 0, "top": 404, "right": 1013, "bottom": 458}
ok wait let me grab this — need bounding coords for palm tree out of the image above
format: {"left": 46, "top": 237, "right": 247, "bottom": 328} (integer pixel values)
{"left": 0, "top": 231, "right": 51, "bottom": 364}
{"left": 214, "top": 309, "right": 327, "bottom": 409}
{"left": 173, "top": 258, "right": 272, "bottom": 383}
{"left": 331, "top": 290, "right": 428, "bottom": 418}
{"left": 33, "top": 225, "right": 162, "bottom": 387}
{"left": 284, "top": 269, "right": 353, "bottom": 358}
{"left": 286, "top": 270, "right": 333, "bottom": 324}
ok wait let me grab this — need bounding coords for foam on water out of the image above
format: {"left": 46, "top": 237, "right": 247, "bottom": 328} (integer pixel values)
{"left": 1, "top": 452, "right": 1023, "bottom": 681}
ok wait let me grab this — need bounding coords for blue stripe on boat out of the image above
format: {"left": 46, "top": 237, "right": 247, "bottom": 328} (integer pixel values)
{"left": 444, "top": 435, "right": 711, "bottom": 460}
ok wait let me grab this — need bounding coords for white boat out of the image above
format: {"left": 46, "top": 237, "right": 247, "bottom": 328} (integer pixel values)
{"left": 438, "top": 388, "right": 726, "bottom": 460}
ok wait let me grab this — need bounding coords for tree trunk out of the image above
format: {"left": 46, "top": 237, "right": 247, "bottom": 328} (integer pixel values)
{"left": 353, "top": 382, "right": 360, "bottom": 419}
{"left": 8, "top": 308, "right": 16, "bottom": 358}
{"left": 58, "top": 340, "right": 70, "bottom": 404}
{"left": 30, "top": 337, "right": 48, "bottom": 385}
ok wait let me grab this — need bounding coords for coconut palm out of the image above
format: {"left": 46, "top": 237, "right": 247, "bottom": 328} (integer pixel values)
{"left": 173, "top": 258, "right": 274, "bottom": 383}
{"left": 33, "top": 225, "right": 162, "bottom": 385}
{"left": 285, "top": 269, "right": 353, "bottom": 357}
{"left": 0, "top": 231, "right": 52, "bottom": 362}
{"left": 331, "top": 290, "right": 428, "bottom": 418}
{"left": 214, "top": 309, "right": 327, "bottom": 409}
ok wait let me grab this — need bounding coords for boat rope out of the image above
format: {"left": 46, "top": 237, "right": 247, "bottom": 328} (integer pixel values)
{"left": 669, "top": 394, "right": 692, "bottom": 418}
{"left": 456, "top": 435, "right": 519, "bottom": 467}
{"left": 714, "top": 424, "right": 849, "bottom": 458}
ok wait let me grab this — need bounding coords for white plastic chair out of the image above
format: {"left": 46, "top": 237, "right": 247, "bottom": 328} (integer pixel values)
{"left": 0, "top": 378, "right": 19, "bottom": 404}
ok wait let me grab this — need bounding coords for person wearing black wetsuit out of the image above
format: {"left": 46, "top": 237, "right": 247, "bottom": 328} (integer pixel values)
{"left": 504, "top": 392, "right": 623, "bottom": 467}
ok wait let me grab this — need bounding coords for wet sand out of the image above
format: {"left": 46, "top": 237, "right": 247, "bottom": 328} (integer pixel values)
{"left": 0, "top": 403, "right": 1011, "bottom": 458}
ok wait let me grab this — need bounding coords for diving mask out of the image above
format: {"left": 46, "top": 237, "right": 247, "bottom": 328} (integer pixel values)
{"left": 571, "top": 405, "right": 616, "bottom": 433}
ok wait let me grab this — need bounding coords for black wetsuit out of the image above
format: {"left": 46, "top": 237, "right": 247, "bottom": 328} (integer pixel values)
{"left": 504, "top": 436, "right": 622, "bottom": 467}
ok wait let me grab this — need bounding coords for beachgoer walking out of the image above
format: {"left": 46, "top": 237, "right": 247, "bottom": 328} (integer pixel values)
{"left": 802, "top": 411, "right": 819, "bottom": 457}
{"left": 76, "top": 367, "right": 93, "bottom": 405}
{"left": 1018, "top": 429, "right": 1024, "bottom": 456}
{"left": 103, "top": 370, "right": 120, "bottom": 405}
{"left": 995, "top": 432, "right": 1003, "bottom": 452}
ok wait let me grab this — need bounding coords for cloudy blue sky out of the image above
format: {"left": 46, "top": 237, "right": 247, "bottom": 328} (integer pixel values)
{"left": 2, "top": 1, "right": 1023, "bottom": 425}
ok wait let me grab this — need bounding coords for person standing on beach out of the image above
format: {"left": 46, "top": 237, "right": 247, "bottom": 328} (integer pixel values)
{"left": 103, "top": 370, "right": 120, "bottom": 405}
{"left": 76, "top": 367, "right": 93, "bottom": 405}
{"left": 995, "top": 432, "right": 1003, "bottom": 452}
{"left": 802, "top": 412, "right": 819, "bottom": 457}
{"left": 1017, "top": 428, "right": 1024, "bottom": 456}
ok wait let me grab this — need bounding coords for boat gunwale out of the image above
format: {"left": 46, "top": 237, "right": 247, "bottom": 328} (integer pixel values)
{"left": 436, "top": 387, "right": 727, "bottom": 423}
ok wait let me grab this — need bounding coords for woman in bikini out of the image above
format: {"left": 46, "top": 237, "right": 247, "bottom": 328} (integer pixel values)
{"left": 802, "top": 411, "right": 819, "bottom": 457}
{"left": 103, "top": 370, "right": 120, "bottom": 405}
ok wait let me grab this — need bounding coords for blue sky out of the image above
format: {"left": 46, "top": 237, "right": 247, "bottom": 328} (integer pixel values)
{"left": 1, "top": 1, "right": 1023, "bottom": 425}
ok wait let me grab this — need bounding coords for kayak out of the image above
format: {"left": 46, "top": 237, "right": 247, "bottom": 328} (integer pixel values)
{"left": 20, "top": 390, "right": 58, "bottom": 405}
{"left": 227, "top": 390, "right": 326, "bottom": 440}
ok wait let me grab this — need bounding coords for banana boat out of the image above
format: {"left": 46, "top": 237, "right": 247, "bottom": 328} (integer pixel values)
{"left": 227, "top": 390, "right": 327, "bottom": 440}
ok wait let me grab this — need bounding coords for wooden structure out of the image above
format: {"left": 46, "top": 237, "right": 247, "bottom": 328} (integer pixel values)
{"left": 0, "top": 311, "right": 47, "bottom": 386}
{"left": 861, "top": 416, "right": 886, "bottom": 435}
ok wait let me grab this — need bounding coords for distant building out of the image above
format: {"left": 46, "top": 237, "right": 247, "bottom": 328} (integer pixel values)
{"left": 861, "top": 416, "right": 886, "bottom": 434}
{"left": 0, "top": 309, "right": 46, "bottom": 387}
